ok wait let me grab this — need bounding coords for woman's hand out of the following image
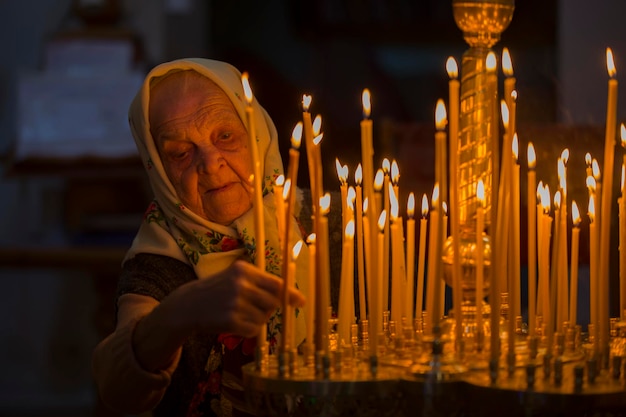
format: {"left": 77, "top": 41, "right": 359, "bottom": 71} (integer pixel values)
{"left": 169, "top": 259, "right": 305, "bottom": 338}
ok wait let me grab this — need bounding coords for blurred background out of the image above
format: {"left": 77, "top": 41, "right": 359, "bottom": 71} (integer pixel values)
{"left": 0, "top": 0, "right": 625, "bottom": 415}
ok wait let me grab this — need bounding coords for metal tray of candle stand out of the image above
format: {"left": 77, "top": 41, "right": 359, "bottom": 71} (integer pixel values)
{"left": 242, "top": 354, "right": 405, "bottom": 417}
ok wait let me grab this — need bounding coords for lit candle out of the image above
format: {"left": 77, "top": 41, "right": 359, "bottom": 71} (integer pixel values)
{"left": 363, "top": 198, "right": 372, "bottom": 318}
{"left": 355, "top": 165, "right": 366, "bottom": 322}
{"left": 509, "top": 135, "right": 520, "bottom": 351}
{"left": 476, "top": 180, "right": 486, "bottom": 346}
{"left": 434, "top": 99, "right": 448, "bottom": 212}
{"left": 487, "top": 52, "right": 500, "bottom": 233}
{"left": 497, "top": 100, "right": 511, "bottom": 295}
{"left": 540, "top": 185, "right": 553, "bottom": 349}
{"left": 316, "top": 193, "right": 331, "bottom": 354}
{"left": 361, "top": 89, "right": 374, "bottom": 217}
{"left": 273, "top": 175, "right": 286, "bottom": 244}
{"left": 440, "top": 202, "right": 448, "bottom": 320}
{"left": 569, "top": 202, "right": 581, "bottom": 325}
{"left": 446, "top": 56, "right": 460, "bottom": 163}
{"left": 527, "top": 143, "right": 537, "bottom": 337}
{"left": 391, "top": 160, "right": 400, "bottom": 202}
{"left": 390, "top": 188, "right": 405, "bottom": 323}
{"left": 536, "top": 182, "right": 544, "bottom": 320}
{"left": 426, "top": 184, "right": 441, "bottom": 330}
{"left": 336, "top": 158, "right": 348, "bottom": 234}
{"left": 371, "top": 210, "right": 387, "bottom": 357}
{"left": 306, "top": 233, "right": 316, "bottom": 351}
{"left": 620, "top": 164, "right": 626, "bottom": 318}
{"left": 599, "top": 47, "right": 618, "bottom": 351}
{"left": 433, "top": 101, "right": 447, "bottom": 330}
{"left": 502, "top": 47, "right": 517, "bottom": 138}
{"left": 282, "top": 240, "right": 304, "bottom": 353}
{"left": 302, "top": 94, "right": 317, "bottom": 215}
{"left": 588, "top": 195, "right": 598, "bottom": 350}
{"left": 406, "top": 193, "right": 416, "bottom": 320}
{"left": 242, "top": 73, "right": 267, "bottom": 347}
{"left": 551, "top": 191, "right": 561, "bottom": 335}
{"left": 416, "top": 194, "right": 429, "bottom": 320}
{"left": 382, "top": 158, "right": 391, "bottom": 313}
{"left": 557, "top": 159, "right": 568, "bottom": 331}
{"left": 338, "top": 220, "right": 355, "bottom": 347}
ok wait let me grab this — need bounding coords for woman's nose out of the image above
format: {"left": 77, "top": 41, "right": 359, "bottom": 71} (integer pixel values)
{"left": 197, "top": 144, "right": 225, "bottom": 174}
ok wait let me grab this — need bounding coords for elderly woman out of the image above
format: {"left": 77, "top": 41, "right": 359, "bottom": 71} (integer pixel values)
{"left": 92, "top": 59, "right": 312, "bottom": 417}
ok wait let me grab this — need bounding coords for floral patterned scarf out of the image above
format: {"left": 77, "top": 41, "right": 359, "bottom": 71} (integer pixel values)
{"left": 125, "top": 59, "right": 308, "bottom": 416}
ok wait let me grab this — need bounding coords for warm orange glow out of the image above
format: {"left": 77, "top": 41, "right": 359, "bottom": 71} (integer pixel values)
{"left": 374, "top": 169, "right": 384, "bottom": 191}
{"left": 302, "top": 94, "right": 312, "bottom": 112}
{"left": 313, "top": 133, "right": 323, "bottom": 146}
{"left": 292, "top": 239, "right": 304, "bottom": 260}
{"left": 355, "top": 164, "right": 363, "bottom": 185}
{"left": 275, "top": 174, "right": 285, "bottom": 187}
{"left": 378, "top": 210, "right": 387, "bottom": 231}
{"left": 345, "top": 220, "right": 355, "bottom": 240}
{"left": 432, "top": 183, "right": 440, "bottom": 207}
{"left": 320, "top": 193, "right": 331, "bottom": 214}
{"left": 621, "top": 123, "right": 626, "bottom": 148}
{"left": 512, "top": 134, "right": 519, "bottom": 161}
{"left": 283, "top": 179, "right": 291, "bottom": 200}
{"left": 435, "top": 99, "right": 447, "bottom": 131}
{"left": 511, "top": 90, "right": 518, "bottom": 101}
{"left": 541, "top": 184, "right": 551, "bottom": 213}
{"left": 561, "top": 148, "right": 570, "bottom": 165}
{"left": 588, "top": 194, "right": 596, "bottom": 223}
{"left": 307, "top": 233, "right": 316, "bottom": 244}
{"left": 336, "top": 158, "right": 347, "bottom": 184}
{"left": 442, "top": 201, "right": 448, "bottom": 215}
{"left": 241, "top": 72, "right": 253, "bottom": 103}
{"left": 607, "top": 47, "right": 617, "bottom": 78}
{"left": 592, "top": 159, "right": 601, "bottom": 181}
{"left": 477, "top": 179, "right": 485, "bottom": 206}
{"left": 586, "top": 176, "right": 597, "bottom": 192}
{"left": 446, "top": 56, "right": 458, "bottom": 79}
{"left": 572, "top": 201, "right": 581, "bottom": 227}
{"left": 363, "top": 197, "right": 369, "bottom": 215}
{"left": 382, "top": 158, "right": 390, "bottom": 174}
{"left": 407, "top": 192, "right": 415, "bottom": 219}
{"left": 622, "top": 164, "right": 625, "bottom": 192}
{"left": 528, "top": 142, "right": 536, "bottom": 169}
{"left": 554, "top": 190, "right": 561, "bottom": 210}
{"left": 421, "top": 193, "right": 429, "bottom": 218}
{"left": 585, "top": 152, "right": 592, "bottom": 167}
{"left": 501, "top": 100, "right": 510, "bottom": 129}
{"left": 312, "top": 115, "right": 322, "bottom": 135}
{"left": 558, "top": 159, "right": 566, "bottom": 193}
{"left": 348, "top": 187, "right": 356, "bottom": 208}
{"left": 502, "top": 47, "right": 513, "bottom": 77}
{"left": 362, "top": 89, "right": 372, "bottom": 118}
{"left": 389, "top": 183, "right": 399, "bottom": 220}
{"left": 291, "top": 122, "right": 303, "bottom": 149}
{"left": 486, "top": 52, "right": 497, "bottom": 72}
{"left": 391, "top": 160, "right": 400, "bottom": 185}
{"left": 537, "top": 181, "right": 544, "bottom": 201}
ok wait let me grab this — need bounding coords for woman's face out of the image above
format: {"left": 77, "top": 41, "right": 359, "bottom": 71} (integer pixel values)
{"left": 149, "top": 72, "right": 254, "bottom": 225}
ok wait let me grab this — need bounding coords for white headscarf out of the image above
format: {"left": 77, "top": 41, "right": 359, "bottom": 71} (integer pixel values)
{"left": 125, "top": 58, "right": 307, "bottom": 347}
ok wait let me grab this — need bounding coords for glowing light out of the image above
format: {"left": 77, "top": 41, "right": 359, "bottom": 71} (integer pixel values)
{"left": 302, "top": 94, "right": 312, "bottom": 112}
{"left": 291, "top": 122, "right": 302, "bottom": 149}
{"left": 446, "top": 57, "right": 458, "bottom": 79}
{"left": 528, "top": 143, "right": 536, "bottom": 169}
{"left": 241, "top": 72, "right": 253, "bottom": 103}
{"left": 362, "top": 89, "right": 372, "bottom": 118}
{"left": 435, "top": 99, "right": 447, "bottom": 131}
{"left": 407, "top": 192, "right": 415, "bottom": 219}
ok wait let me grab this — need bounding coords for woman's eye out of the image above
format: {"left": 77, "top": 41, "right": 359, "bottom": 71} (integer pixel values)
{"left": 219, "top": 132, "right": 233, "bottom": 141}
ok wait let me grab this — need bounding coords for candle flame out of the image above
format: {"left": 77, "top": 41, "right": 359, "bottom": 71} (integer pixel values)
{"left": 537, "top": 181, "right": 544, "bottom": 201}
{"left": 572, "top": 201, "right": 581, "bottom": 227}
{"left": 291, "top": 122, "right": 303, "bottom": 149}
{"left": 348, "top": 186, "right": 356, "bottom": 203}
{"left": 554, "top": 190, "right": 561, "bottom": 210}
{"left": 374, "top": 169, "right": 384, "bottom": 191}
{"left": 588, "top": 194, "right": 596, "bottom": 222}
{"left": 477, "top": 179, "right": 485, "bottom": 206}
{"left": 607, "top": 47, "right": 617, "bottom": 78}
{"left": 442, "top": 201, "right": 448, "bottom": 215}
{"left": 541, "top": 184, "right": 551, "bottom": 213}
{"left": 586, "top": 175, "right": 597, "bottom": 192}
{"left": 363, "top": 197, "right": 369, "bottom": 214}
{"left": 391, "top": 160, "right": 400, "bottom": 184}
{"left": 346, "top": 195, "right": 354, "bottom": 213}
{"left": 432, "top": 183, "right": 440, "bottom": 207}
{"left": 585, "top": 152, "right": 592, "bottom": 166}
{"left": 283, "top": 179, "right": 291, "bottom": 200}
{"left": 355, "top": 164, "right": 363, "bottom": 185}
{"left": 561, "top": 148, "right": 570, "bottom": 165}
{"left": 446, "top": 56, "right": 458, "bottom": 79}
{"left": 435, "top": 99, "right": 447, "bottom": 130}
{"left": 501, "top": 100, "right": 510, "bottom": 128}
{"left": 345, "top": 219, "right": 355, "bottom": 239}
{"left": 511, "top": 90, "right": 517, "bottom": 101}
{"left": 312, "top": 115, "right": 322, "bottom": 135}
{"left": 621, "top": 123, "right": 626, "bottom": 148}
{"left": 336, "top": 158, "right": 346, "bottom": 183}
{"left": 313, "top": 133, "right": 323, "bottom": 146}
{"left": 362, "top": 89, "right": 372, "bottom": 118}
{"left": 307, "top": 233, "right": 316, "bottom": 244}
{"left": 421, "top": 193, "right": 429, "bottom": 218}
{"left": 320, "top": 193, "right": 331, "bottom": 214}
{"left": 407, "top": 192, "right": 415, "bottom": 218}
{"left": 592, "top": 159, "right": 601, "bottom": 180}
{"left": 382, "top": 158, "right": 391, "bottom": 174}
{"left": 389, "top": 183, "right": 399, "bottom": 220}
{"left": 292, "top": 239, "right": 304, "bottom": 260}
{"left": 241, "top": 72, "right": 253, "bottom": 103}
{"left": 486, "top": 52, "right": 497, "bottom": 71}
{"left": 512, "top": 134, "right": 519, "bottom": 161}
{"left": 302, "top": 94, "right": 312, "bottom": 112}
{"left": 557, "top": 158, "right": 565, "bottom": 182}
{"left": 378, "top": 210, "right": 387, "bottom": 231}
{"left": 527, "top": 142, "right": 536, "bottom": 169}
{"left": 502, "top": 47, "right": 514, "bottom": 77}
{"left": 275, "top": 174, "right": 285, "bottom": 187}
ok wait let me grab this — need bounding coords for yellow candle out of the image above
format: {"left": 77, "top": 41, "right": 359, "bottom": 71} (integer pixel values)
{"left": 338, "top": 220, "right": 355, "bottom": 347}
{"left": 540, "top": 186, "right": 553, "bottom": 348}
{"left": 406, "top": 193, "right": 416, "bottom": 320}
{"left": 527, "top": 143, "right": 537, "bottom": 336}
{"left": 509, "top": 135, "right": 520, "bottom": 353}
{"left": 391, "top": 160, "right": 400, "bottom": 202}
{"left": 433, "top": 102, "right": 447, "bottom": 329}
{"left": 336, "top": 159, "right": 348, "bottom": 234}
{"left": 588, "top": 195, "right": 598, "bottom": 349}
{"left": 273, "top": 175, "right": 285, "bottom": 244}
{"left": 427, "top": 184, "right": 441, "bottom": 330}
{"left": 370, "top": 211, "right": 387, "bottom": 357}
{"left": 363, "top": 198, "right": 372, "bottom": 319}
{"left": 242, "top": 73, "right": 266, "bottom": 346}
{"left": 306, "top": 233, "right": 316, "bottom": 350}
{"left": 302, "top": 95, "right": 317, "bottom": 214}
{"left": 383, "top": 159, "right": 391, "bottom": 313}
{"left": 389, "top": 190, "right": 403, "bottom": 323}
{"left": 434, "top": 99, "right": 448, "bottom": 212}
{"left": 360, "top": 89, "right": 374, "bottom": 215}
{"left": 569, "top": 202, "right": 581, "bottom": 325}
{"left": 416, "top": 194, "right": 429, "bottom": 320}
{"left": 476, "top": 180, "right": 486, "bottom": 344}
{"left": 316, "top": 194, "right": 331, "bottom": 354}
{"left": 355, "top": 166, "right": 366, "bottom": 321}
{"left": 621, "top": 160, "right": 626, "bottom": 318}
{"left": 502, "top": 47, "right": 517, "bottom": 139}
{"left": 599, "top": 47, "right": 618, "bottom": 351}
{"left": 536, "top": 182, "right": 544, "bottom": 319}
{"left": 487, "top": 52, "right": 500, "bottom": 235}
{"left": 282, "top": 240, "right": 303, "bottom": 352}
{"left": 497, "top": 100, "right": 511, "bottom": 295}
